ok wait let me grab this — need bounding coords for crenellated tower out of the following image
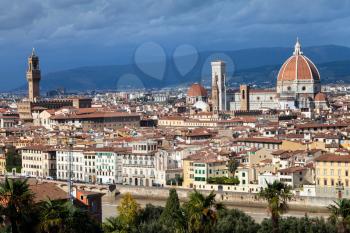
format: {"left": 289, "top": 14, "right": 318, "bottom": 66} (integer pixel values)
{"left": 26, "top": 48, "right": 41, "bottom": 101}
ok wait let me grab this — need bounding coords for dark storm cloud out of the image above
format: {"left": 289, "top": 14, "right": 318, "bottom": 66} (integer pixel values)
{"left": 0, "top": 0, "right": 45, "bottom": 30}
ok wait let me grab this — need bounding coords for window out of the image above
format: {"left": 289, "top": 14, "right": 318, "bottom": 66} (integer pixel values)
{"left": 302, "top": 86, "right": 306, "bottom": 91}
{"left": 287, "top": 86, "right": 291, "bottom": 91}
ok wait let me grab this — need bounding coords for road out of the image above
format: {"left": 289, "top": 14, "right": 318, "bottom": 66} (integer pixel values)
{"left": 102, "top": 196, "right": 330, "bottom": 223}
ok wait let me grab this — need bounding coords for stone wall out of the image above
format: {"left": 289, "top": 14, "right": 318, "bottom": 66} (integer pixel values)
{"left": 116, "top": 185, "right": 335, "bottom": 211}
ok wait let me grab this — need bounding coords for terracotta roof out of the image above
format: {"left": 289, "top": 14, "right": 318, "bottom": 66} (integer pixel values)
{"left": 279, "top": 166, "right": 306, "bottom": 174}
{"left": 234, "top": 137, "right": 282, "bottom": 144}
{"left": 187, "top": 83, "right": 208, "bottom": 97}
{"left": 315, "top": 154, "right": 350, "bottom": 162}
{"left": 315, "top": 92, "right": 327, "bottom": 102}
{"left": 277, "top": 41, "right": 320, "bottom": 82}
{"left": 51, "top": 112, "right": 139, "bottom": 120}
{"left": 277, "top": 54, "right": 320, "bottom": 81}
{"left": 29, "top": 182, "right": 68, "bottom": 203}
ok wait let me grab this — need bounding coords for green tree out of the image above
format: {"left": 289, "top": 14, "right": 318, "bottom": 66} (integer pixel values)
{"left": 102, "top": 217, "right": 123, "bottom": 233}
{"left": 38, "top": 199, "right": 67, "bottom": 233}
{"left": 5, "top": 147, "right": 21, "bottom": 173}
{"left": 258, "top": 180, "right": 292, "bottom": 233}
{"left": 64, "top": 203, "right": 102, "bottom": 233}
{"left": 39, "top": 200, "right": 101, "bottom": 233}
{"left": 159, "top": 189, "right": 185, "bottom": 233}
{"left": 117, "top": 193, "right": 140, "bottom": 233}
{"left": 215, "top": 208, "right": 260, "bottom": 233}
{"left": 228, "top": 159, "right": 240, "bottom": 175}
{"left": 328, "top": 199, "right": 350, "bottom": 233}
{"left": 258, "top": 216, "right": 337, "bottom": 233}
{"left": 184, "top": 190, "right": 225, "bottom": 233}
{"left": 0, "top": 178, "right": 34, "bottom": 233}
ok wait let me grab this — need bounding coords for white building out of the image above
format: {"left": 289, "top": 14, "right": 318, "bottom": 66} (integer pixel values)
{"left": 122, "top": 140, "right": 157, "bottom": 187}
{"left": 95, "top": 148, "right": 123, "bottom": 184}
{"left": 56, "top": 148, "right": 85, "bottom": 182}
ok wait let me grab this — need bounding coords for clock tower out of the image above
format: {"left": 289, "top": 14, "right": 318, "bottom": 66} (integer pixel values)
{"left": 26, "top": 48, "right": 41, "bottom": 101}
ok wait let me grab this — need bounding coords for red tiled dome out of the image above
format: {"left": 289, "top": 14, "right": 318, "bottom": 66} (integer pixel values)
{"left": 187, "top": 83, "right": 208, "bottom": 97}
{"left": 277, "top": 40, "right": 320, "bottom": 82}
{"left": 315, "top": 92, "right": 327, "bottom": 101}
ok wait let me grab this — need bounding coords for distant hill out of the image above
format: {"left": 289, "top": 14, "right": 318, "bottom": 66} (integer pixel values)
{"left": 16, "top": 45, "right": 350, "bottom": 91}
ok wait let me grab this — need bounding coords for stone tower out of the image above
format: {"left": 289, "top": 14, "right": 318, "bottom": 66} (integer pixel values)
{"left": 211, "top": 61, "right": 226, "bottom": 113}
{"left": 240, "top": 84, "right": 250, "bottom": 111}
{"left": 26, "top": 48, "right": 41, "bottom": 101}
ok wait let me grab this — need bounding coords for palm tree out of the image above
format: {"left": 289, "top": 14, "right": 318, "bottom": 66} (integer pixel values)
{"left": 328, "top": 199, "right": 350, "bottom": 233}
{"left": 184, "top": 190, "right": 225, "bottom": 233}
{"left": 39, "top": 199, "right": 68, "bottom": 233}
{"left": 258, "top": 180, "right": 292, "bottom": 233}
{"left": 102, "top": 217, "right": 123, "bottom": 233}
{"left": 0, "top": 178, "right": 34, "bottom": 233}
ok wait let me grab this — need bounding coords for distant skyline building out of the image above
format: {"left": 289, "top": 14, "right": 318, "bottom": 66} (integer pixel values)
{"left": 18, "top": 49, "right": 93, "bottom": 122}
{"left": 26, "top": 48, "right": 41, "bottom": 101}
{"left": 228, "top": 38, "right": 328, "bottom": 111}
{"left": 211, "top": 60, "right": 226, "bottom": 113}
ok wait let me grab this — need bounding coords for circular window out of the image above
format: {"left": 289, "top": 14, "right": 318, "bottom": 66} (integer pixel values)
{"left": 302, "top": 86, "right": 306, "bottom": 91}
{"left": 257, "top": 97, "right": 260, "bottom": 100}
{"left": 287, "top": 86, "right": 291, "bottom": 91}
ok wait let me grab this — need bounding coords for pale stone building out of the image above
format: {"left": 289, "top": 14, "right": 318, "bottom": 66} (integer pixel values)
{"left": 21, "top": 146, "right": 56, "bottom": 178}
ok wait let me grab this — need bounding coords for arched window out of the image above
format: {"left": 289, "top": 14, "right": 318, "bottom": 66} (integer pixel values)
{"left": 242, "top": 90, "right": 245, "bottom": 99}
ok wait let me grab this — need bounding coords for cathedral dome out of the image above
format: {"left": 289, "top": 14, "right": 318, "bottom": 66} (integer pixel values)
{"left": 315, "top": 92, "right": 327, "bottom": 102}
{"left": 277, "top": 39, "right": 320, "bottom": 82}
{"left": 187, "top": 83, "right": 208, "bottom": 97}
{"left": 193, "top": 100, "right": 210, "bottom": 112}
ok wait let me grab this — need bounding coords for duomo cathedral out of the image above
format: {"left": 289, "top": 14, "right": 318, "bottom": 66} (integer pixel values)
{"left": 187, "top": 39, "right": 329, "bottom": 112}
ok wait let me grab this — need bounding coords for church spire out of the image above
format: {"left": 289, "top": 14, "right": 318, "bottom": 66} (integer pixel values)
{"left": 293, "top": 37, "right": 303, "bottom": 55}
{"left": 31, "top": 48, "right": 36, "bottom": 57}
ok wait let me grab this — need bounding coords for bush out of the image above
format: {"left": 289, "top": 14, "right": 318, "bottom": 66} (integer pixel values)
{"left": 207, "top": 176, "right": 240, "bottom": 185}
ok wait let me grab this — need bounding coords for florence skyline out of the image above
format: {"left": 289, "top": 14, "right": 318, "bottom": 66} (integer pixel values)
{"left": 1, "top": 0, "right": 350, "bottom": 90}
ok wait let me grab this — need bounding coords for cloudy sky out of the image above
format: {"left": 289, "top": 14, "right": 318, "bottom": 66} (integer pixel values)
{"left": 1, "top": 0, "right": 350, "bottom": 90}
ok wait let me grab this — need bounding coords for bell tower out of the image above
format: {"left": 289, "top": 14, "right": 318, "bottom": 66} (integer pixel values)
{"left": 26, "top": 48, "right": 41, "bottom": 101}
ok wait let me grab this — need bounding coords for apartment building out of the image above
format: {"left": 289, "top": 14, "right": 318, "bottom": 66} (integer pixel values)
{"left": 56, "top": 148, "right": 85, "bottom": 182}
{"left": 315, "top": 154, "right": 350, "bottom": 198}
{"left": 183, "top": 150, "right": 229, "bottom": 189}
{"left": 95, "top": 148, "right": 124, "bottom": 184}
{"left": 122, "top": 140, "right": 157, "bottom": 187}
{"left": 21, "top": 146, "right": 56, "bottom": 178}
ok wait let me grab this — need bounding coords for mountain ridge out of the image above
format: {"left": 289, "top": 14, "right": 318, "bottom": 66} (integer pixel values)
{"left": 15, "top": 45, "right": 350, "bottom": 91}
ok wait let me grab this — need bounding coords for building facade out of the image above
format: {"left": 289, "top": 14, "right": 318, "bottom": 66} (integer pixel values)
{"left": 21, "top": 146, "right": 56, "bottom": 178}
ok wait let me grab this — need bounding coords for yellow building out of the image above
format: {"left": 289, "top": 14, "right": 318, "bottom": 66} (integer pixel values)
{"left": 0, "top": 147, "right": 6, "bottom": 175}
{"left": 0, "top": 155, "right": 6, "bottom": 175}
{"left": 183, "top": 151, "right": 228, "bottom": 189}
{"left": 315, "top": 154, "right": 350, "bottom": 198}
